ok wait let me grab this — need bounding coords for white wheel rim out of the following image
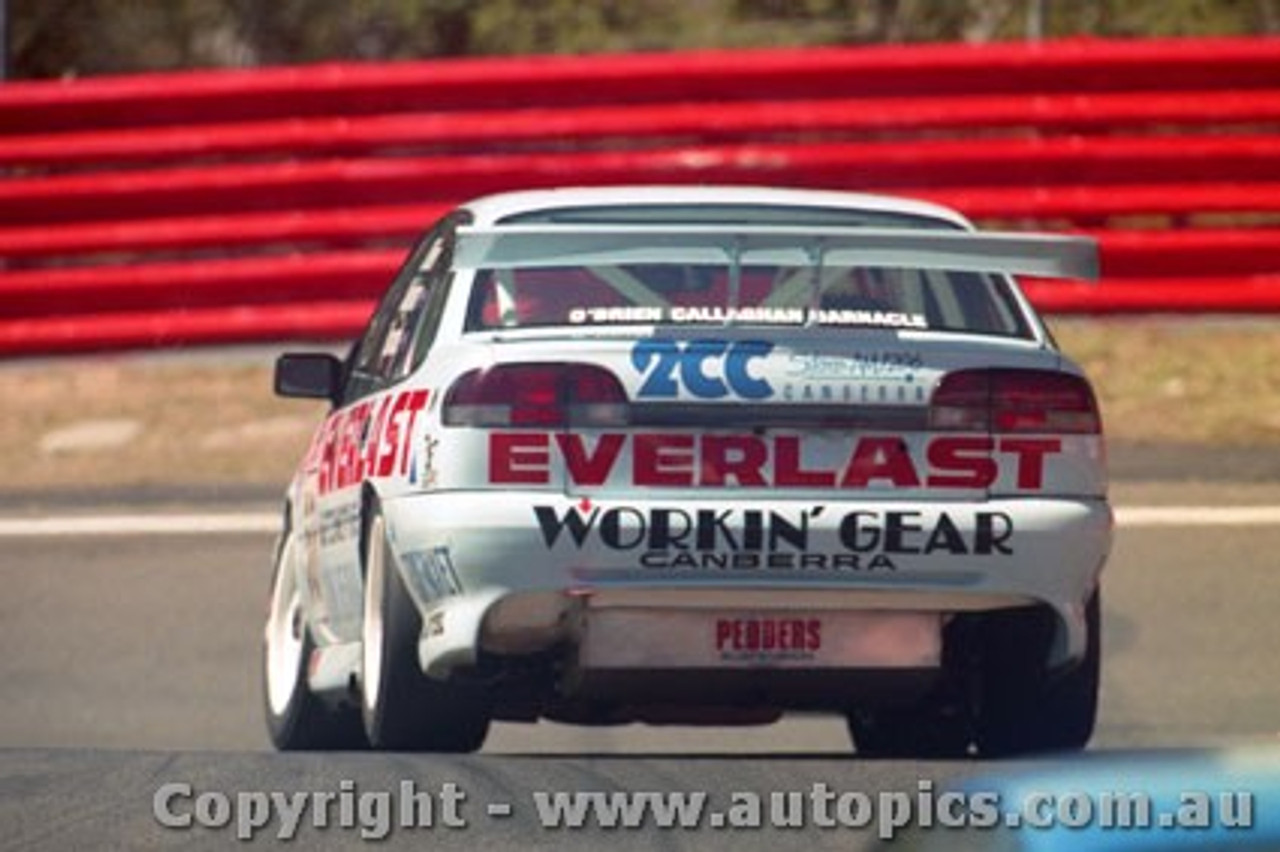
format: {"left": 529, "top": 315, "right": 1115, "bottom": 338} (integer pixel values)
{"left": 265, "top": 536, "right": 305, "bottom": 716}
{"left": 362, "top": 516, "right": 386, "bottom": 716}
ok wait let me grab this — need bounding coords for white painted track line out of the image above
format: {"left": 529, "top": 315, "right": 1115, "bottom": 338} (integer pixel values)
{"left": 0, "top": 513, "right": 279, "bottom": 537}
{"left": 0, "top": 506, "right": 1278, "bottom": 536}
{"left": 1115, "top": 506, "right": 1280, "bottom": 527}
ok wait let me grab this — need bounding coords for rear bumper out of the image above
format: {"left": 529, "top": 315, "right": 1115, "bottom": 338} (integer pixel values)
{"left": 381, "top": 491, "right": 1111, "bottom": 678}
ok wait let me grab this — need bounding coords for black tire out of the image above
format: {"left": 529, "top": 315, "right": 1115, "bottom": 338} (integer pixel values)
{"left": 360, "top": 509, "right": 490, "bottom": 752}
{"left": 973, "top": 591, "right": 1101, "bottom": 757}
{"left": 848, "top": 701, "right": 971, "bottom": 759}
{"left": 263, "top": 532, "right": 367, "bottom": 750}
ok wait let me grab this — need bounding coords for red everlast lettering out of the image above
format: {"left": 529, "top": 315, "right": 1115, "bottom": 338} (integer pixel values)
{"left": 556, "top": 433, "right": 625, "bottom": 487}
{"left": 840, "top": 437, "right": 920, "bottom": 488}
{"left": 699, "top": 435, "right": 769, "bottom": 487}
{"left": 489, "top": 432, "right": 550, "bottom": 484}
{"left": 774, "top": 436, "right": 837, "bottom": 487}
{"left": 487, "top": 432, "right": 1068, "bottom": 491}
{"left": 395, "top": 390, "right": 430, "bottom": 476}
{"left": 1000, "top": 438, "right": 1062, "bottom": 490}
{"left": 926, "top": 436, "right": 997, "bottom": 488}
{"left": 633, "top": 434, "right": 695, "bottom": 486}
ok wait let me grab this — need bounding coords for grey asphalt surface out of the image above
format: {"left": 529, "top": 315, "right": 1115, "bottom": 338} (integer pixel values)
{"left": 1, "top": 473, "right": 1279, "bottom": 849}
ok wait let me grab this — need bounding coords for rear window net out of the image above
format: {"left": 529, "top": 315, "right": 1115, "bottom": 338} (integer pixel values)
{"left": 455, "top": 224, "right": 1097, "bottom": 338}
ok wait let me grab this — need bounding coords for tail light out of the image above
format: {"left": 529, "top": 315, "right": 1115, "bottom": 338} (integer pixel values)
{"left": 443, "top": 363, "right": 628, "bottom": 428}
{"left": 930, "top": 369, "right": 1101, "bottom": 434}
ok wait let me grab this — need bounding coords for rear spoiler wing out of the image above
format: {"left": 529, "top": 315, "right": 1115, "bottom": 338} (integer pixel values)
{"left": 454, "top": 224, "right": 1099, "bottom": 281}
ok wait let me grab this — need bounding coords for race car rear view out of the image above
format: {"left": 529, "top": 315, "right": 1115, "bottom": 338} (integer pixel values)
{"left": 264, "top": 186, "right": 1110, "bottom": 756}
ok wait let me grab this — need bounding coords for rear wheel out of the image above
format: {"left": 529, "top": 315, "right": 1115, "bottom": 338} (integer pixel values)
{"left": 848, "top": 701, "right": 971, "bottom": 759}
{"left": 360, "top": 509, "right": 490, "bottom": 752}
{"left": 263, "top": 532, "right": 367, "bottom": 750}
{"left": 973, "top": 591, "right": 1101, "bottom": 757}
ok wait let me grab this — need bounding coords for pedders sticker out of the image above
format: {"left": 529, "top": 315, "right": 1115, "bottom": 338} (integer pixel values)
{"left": 578, "top": 609, "right": 939, "bottom": 669}
{"left": 716, "top": 617, "right": 822, "bottom": 662}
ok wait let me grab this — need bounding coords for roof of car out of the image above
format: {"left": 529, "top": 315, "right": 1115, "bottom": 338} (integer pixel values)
{"left": 461, "top": 185, "right": 973, "bottom": 229}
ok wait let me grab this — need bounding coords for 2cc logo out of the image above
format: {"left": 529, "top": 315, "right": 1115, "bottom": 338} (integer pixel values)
{"left": 631, "top": 339, "right": 774, "bottom": 399}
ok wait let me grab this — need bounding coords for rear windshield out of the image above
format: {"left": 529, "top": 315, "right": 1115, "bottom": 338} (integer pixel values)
{"left": 463, "top": 263, "right": 1031, "bottom": 338}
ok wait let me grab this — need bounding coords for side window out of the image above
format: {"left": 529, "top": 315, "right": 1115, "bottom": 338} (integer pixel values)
{"left": 342, "top": 223, "right": 449, "bottom": 404}
{"left": 408, "top": 212, "right": 469, "bottom": 372}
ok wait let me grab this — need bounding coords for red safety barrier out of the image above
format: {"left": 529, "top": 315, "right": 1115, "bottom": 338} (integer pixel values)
{"left": 9, "top": 188, "right": 1280, "bottom": 261}
{"left": 0, "top": 302, "right": 376, "bottom": 357}
{"left": 5, "top": 37, "right": 1278, "bottom": 133}
{"left": 6, "top": 136, "right": 1280, "bottom": 227}
{"left": 0, "top": 204, "right": 445, "bottom": 259}
{"left": 0, "top": 36, "right": 1278, "bottom": 355}
{"left": 0, "top": 251, "right": 400, "bottom": 318}
{"left": 918, "top": 183, "right": 1280, "bottom": 221}
{"left": 1094, "top": 230, "right": 1280, "bottom": 278}
{"left": 1024, "top": 276, "right": 1280, "bottom": 313}
{"left": 7, "top": 90, "right": 1280, "bottom": 169}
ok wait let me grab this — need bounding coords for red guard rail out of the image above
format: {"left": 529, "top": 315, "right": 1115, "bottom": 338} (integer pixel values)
{"left": 1, "top": 36, "right": 1278, "bottom": 354}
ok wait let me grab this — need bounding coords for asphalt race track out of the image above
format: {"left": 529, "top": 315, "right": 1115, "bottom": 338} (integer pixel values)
{"left": 2, "top": 476, "right": 1279, "bottom": 849}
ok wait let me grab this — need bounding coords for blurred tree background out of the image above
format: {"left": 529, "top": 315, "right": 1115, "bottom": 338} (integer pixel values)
{"left": 9, "top": 0, "right": 1279, "bottom": 79}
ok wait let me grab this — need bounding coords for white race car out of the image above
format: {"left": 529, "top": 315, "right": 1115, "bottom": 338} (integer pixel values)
{"left": 264, "top": 186, "right": 1110, "bottom": 756}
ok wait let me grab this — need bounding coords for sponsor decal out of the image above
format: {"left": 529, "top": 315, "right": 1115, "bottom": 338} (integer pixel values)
{"left": 813, "top": 309, "right": 927, "bottom": 329}
{"left": 631, "top": 339, "right": 774, "bottom": 399}
{"left": 403, "top": 546, "right": 463, "bottom": 600}
{"left": 786, "top": 351, "right": 924, "bottom": 382}
{"left": 568, "top": 306, "right": 665, "bottom": 325}
{"left": 491, "top": 432, "right": 1061, "bottom": 491}
{"left": 303, "top": 502, "right": 361, "bottom": 553}
{"left": 532, "top": 503, "right": 1014, "bottom": 572}
{"left": 780, "top": 381, "right": 925, "bottom": 404}
{"left": 414, "top": 434, "right": 441, "bottom": 489}
{"left": 716, "top": 618, "right": 822, "bottom": 662}
{"left": 315, "top": 389, "right": 430, "bottom": 495}
{"left": 781, "top": 350, "right": 926, "bottom": 403}
{"left": 568, "top": 306, "right": 926, "bottom": 329}
{"left": 298, "top": 490, "right": 320, "bottom": 577}
{"left": 666, "top": 307, "right": 805, "bottom": 325}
